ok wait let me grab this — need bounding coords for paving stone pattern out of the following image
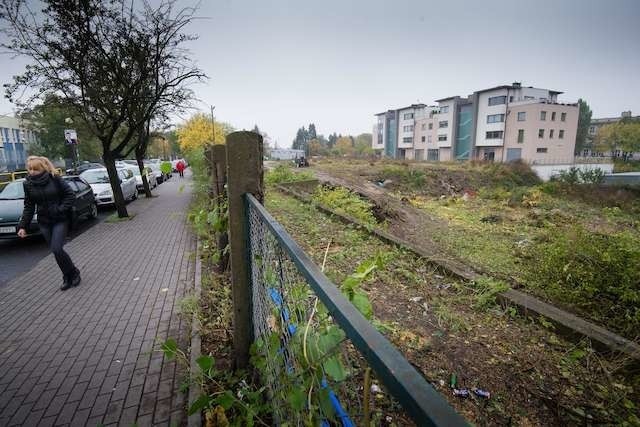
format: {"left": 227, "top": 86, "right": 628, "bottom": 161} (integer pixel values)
{"left": 0, "top": 174, "right": 196, "bottom": 427}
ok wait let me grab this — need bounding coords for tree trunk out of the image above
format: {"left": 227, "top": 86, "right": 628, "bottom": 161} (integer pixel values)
{"left": 103, "top": 150, "right": 129, "bottom": 218}
{"left": 136, "top": 126, "right": 153, "bottom": 198}
{"left": 136, "top": 155, "right": 152, "bottom": 198}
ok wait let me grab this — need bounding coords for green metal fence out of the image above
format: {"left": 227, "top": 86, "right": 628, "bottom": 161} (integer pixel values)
{"left": 246, "top": 193, "right": 467, "bottom": 426}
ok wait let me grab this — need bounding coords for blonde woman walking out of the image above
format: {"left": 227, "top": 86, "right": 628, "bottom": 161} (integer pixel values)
{"left": 17, "top": 156, "right": 81, "bottom": 290}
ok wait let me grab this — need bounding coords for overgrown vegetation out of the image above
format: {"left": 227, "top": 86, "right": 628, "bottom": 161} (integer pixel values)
{"left": 265, "top": 164, "right": 314, "bottom": 185}
{"left": 523, "top": 226, "right": 640, "bottom": 336}
{"left": 312, "top": 185, "right": 378, "bottom": 226}
{"left": 266, "top": 189, "right": 640, "bottom": 426}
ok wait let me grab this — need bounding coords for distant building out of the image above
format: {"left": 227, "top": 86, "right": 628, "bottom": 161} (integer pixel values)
{"left": 373, "top": 83, "right": 579, "bottom": 164}
{"left": 0, "top": 115, "right": 39, "bottom": 172}
{"left": 584, "top": 111, "right": 640, "bottom": 157}
{"left": 270, "top": 148, "right": 305, "bottom": 160}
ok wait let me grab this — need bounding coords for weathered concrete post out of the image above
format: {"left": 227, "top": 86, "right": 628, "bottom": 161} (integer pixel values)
{"left": 211, "top": 144, "right": 229, "bottom": 272}
{"left": 226, "top": 131, "right": 263, "bottom": 369}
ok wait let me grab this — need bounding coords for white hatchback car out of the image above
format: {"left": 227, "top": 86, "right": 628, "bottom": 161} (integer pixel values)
{"left": 80, "top": 167, "right": 138, "bottom": 206}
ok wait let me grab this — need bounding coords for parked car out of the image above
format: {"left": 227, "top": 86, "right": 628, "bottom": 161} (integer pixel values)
{"left": 123, "top": 165, "right": 157, "bottom": 191}
{"left": 0, "top": 176, "right": 98, "bottom": 239}
{"left": 68, "top": 162, "right": 103, "bottom": 175}
{"left": 80, "top": 168, "right": 137, "bottom": 206}
{"left": 144, "top": 162, "right": 165, "bottom": 184}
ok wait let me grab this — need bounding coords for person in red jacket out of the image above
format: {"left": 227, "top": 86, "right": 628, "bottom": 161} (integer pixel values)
{"left": 176, "top": 160, "right": 185, "bottom": 178}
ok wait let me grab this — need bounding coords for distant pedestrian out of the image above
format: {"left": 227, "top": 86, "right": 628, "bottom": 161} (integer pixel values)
{"left": 176, "top": 159, "right": 185, "bottom": 178}
{"left": 17, "top": 156, "right": 81, "bottom": 291}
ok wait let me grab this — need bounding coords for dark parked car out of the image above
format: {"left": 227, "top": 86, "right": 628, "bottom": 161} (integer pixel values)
{"left": 0, "top": 176, "right": 98, "bottom": 239}
{"left": 67, "top": 162, "right": 104, "bottom": 175}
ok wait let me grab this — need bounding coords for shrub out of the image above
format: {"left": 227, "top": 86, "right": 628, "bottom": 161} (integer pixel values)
{"left": 265, "top": 164, "right": 313, "bottom": 185}
{"left": 524, "top": 226, "right": 640, "bottom": 337}
{"left": 578, "top": 168, "right": 605, "bottom": 184}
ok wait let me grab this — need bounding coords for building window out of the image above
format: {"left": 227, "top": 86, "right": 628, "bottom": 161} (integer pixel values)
{"left": 421, "top": 123, "right": 426, "bottom": 130}
{"left": 428, "top": 135, "right": 432, "bottom": 143}
{"left": 428, "top": 123, "right": 433, "bottom": 130}
{"left": 486, "top": 114, "right": 505, "bottom": 123}
{"left": 488, "top": 96, "right": 507, "bottom": 106}
{"left": 403, "top": 137, "right": 413, "bottom": 143}
{"left": 540, "top": 111, "right": 546, "bottom": 121}
{"left": 524, "top": 96, "right": 534, "bottom": 100}
{"left": 403, "top": 113, "right": 414, "bottom": 120}
{"left": 486, "top": 131, "right": 504, "bottom": 139}
{"left": 484, "top": 151, "right": 496, "bottom": 161}
{"left": 439, "top": 121, "right": 448, "bottom": 128}
{"left": 403, "top": 125, "right": 414, "bottom": 132}
{"left": 537, "top": 148, "right": 548, "bottom": 153}
{"left": 438, "top": 134, "right": 447, "bottom": 141}
{"left": 561, "top": 112, "right": 566, "bottom": 122}
{"left": 440, "top": 106, "right": 449, "bottom": 113}
{"left": 517, "top": 112, "right": 526, "bottom": 121}
{"left": 589, "top": 126, "right": 596, "bottom": 134}
{"left": 517, "top": 129, "right": 524, "bottom": 143}
{"left": 509, "top": 96, "right": 514, "bottom": 103}
{"left": 549, "top": 129, "right": 554, "bottom": 139}
{"left": 538, "top": 129, "right": 544, "bottom": 138}
{"left": 559, "top": 130, "right": 565, "bottom": 139}
{"left": 551, "top": 111, "right": 556, "bottom": 121}
{"left": 421, "top": 136, "right": 426, "bottom": 142}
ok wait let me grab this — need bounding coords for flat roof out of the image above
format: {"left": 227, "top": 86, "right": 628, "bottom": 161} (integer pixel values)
{"left": 375, "top": 103, "right": 427, "bottom": 116}
{"left": 434, "top": 96, "right": 457, "bottom": 103}
{"left": 475, "top": 84, "right": 563, "bottom": 95}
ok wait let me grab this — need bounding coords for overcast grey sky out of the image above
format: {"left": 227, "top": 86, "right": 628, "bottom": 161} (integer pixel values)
{"left": 1, "top": 0, "right": 639, "bottom": 148}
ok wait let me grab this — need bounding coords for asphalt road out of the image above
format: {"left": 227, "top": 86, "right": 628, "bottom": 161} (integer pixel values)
{"left": 0, "top": 209, "right": 110, "bottom": 288}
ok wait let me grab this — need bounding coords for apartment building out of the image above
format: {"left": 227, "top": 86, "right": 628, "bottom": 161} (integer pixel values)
{"left": 584, "top": 111, "right": 639, "bottom": 156}
{"left": 0, "top": 115, "right": 38, "bottom": 172}
{"left": 373, "top": 83, "right": 579, "bottom": 164}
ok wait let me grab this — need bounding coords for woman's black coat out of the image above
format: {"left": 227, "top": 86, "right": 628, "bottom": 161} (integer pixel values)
{"left": 18, "top": 172, "right": 75, "bottom": 229}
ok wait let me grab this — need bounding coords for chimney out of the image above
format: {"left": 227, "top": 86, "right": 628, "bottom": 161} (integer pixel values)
{"left": 512, "top": 82, "right": 522, "bottom": 88}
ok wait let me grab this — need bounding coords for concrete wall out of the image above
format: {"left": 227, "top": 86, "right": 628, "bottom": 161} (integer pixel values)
{"left": 475, "top": 89, "right": 508, "bottom": 147}
{"left": 397, "top": 107, "right": 420, "bottom": 149}
{"left": 531, "top": 162, "right": 614, "bottom": 181}
{"left": 436, "top": 100, "right": 454, "bottom": 148}
{"left": 504, "top": 102, "right": 578, "bottom": 163}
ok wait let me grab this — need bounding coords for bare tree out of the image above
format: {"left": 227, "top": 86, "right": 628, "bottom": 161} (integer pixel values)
{"left": 0, "top": 0, "right": 204, "bottom": 217}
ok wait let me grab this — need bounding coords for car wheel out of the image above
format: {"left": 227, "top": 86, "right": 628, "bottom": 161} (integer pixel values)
{"left": 88, "top": 203, "right": 98, "bottom": 219}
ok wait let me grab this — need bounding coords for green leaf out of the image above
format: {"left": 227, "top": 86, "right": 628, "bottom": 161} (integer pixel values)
{"left": 214, "top": 390, "right": 235, "bottom": 410}
{"left": 287, "top": 386, "right": 306, "bottom": 411}
{"left": 160, "top": 339, "right": 178, "bottom": 360}
{"left": 323, "top": 356, "right": 348, "bottom": 382}
{"left": 352, "top": 291, "right": 373, "bottom": 319}
{"left": 197, "top": 355, "right": 215, "bottom": 375}
{"left": 188, "top": 393, "right": 212, "bottom": 416}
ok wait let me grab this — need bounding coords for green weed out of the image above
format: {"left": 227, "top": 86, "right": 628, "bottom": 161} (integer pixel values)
{"left": 312, "top": 185, "right": 378, "bottom": 226}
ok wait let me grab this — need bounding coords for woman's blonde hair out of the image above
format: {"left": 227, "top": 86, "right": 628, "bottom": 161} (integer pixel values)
{"left": 26, "top": 156, "right": 57, "bottom": 175}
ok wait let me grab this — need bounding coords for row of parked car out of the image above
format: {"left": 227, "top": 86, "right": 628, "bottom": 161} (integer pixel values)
{"left": 0, "top": 158, "right": 183, "bottom": 239}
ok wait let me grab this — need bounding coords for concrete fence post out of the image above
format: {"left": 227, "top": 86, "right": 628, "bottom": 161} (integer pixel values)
{"left": 225, "top": 131, "right": 263, "bottom": 369}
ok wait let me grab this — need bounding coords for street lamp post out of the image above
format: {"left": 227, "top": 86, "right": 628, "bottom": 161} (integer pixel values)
{"left": 64, "top": 117, "right": 79, "bottom": 170}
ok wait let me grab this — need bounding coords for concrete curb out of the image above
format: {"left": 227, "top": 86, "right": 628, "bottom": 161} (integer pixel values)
{"left": 188, "top": 241, "right": 203, "bottom": 427}
{"left": 275, "top": 183, "right": 640, "bottom": 366}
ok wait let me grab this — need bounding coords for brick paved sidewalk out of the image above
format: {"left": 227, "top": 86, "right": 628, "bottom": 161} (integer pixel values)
{"left": 0, "top": 173, "right": 196, "bottom": 427}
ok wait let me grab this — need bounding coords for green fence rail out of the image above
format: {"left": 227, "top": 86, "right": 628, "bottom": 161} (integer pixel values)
{"left": 246, "top": 193, "right": 468, "bottom": 426}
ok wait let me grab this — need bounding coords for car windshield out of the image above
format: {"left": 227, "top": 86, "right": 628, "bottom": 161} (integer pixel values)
{"left": 81, "top": 170, "right": 110, "bottom": 184}
{"left": 129, "top": 168, "right": 141, "bottom": 176}
{"left": 0, "top": 181, "right": 24, "bottom": 200}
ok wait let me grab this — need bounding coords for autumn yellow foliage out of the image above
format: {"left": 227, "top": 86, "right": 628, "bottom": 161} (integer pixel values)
{"left": 177, "top": 113, "right": 234, "bottom": 151}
